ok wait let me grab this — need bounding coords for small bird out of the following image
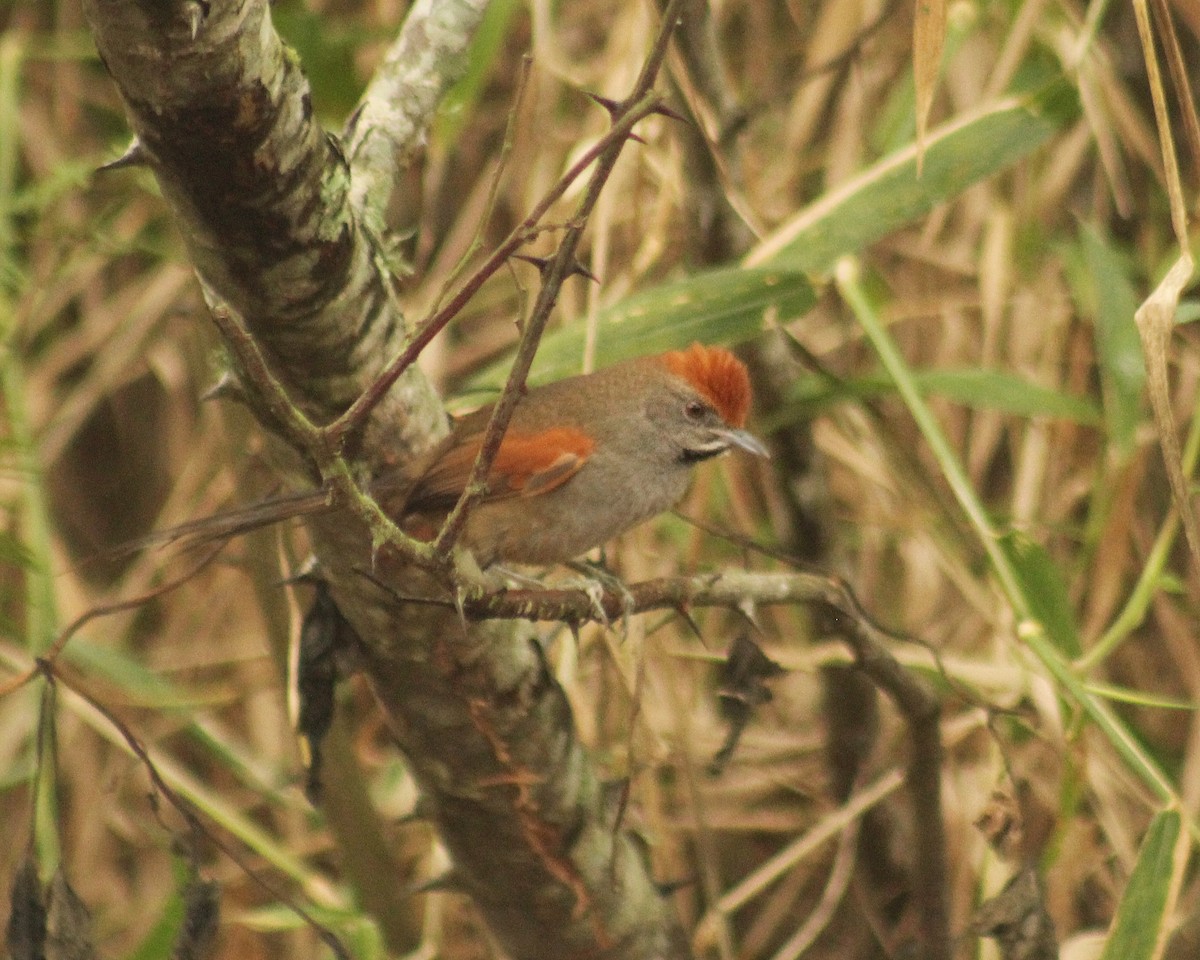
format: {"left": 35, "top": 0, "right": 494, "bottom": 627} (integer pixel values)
{"left": 154, "top": 343, "right": 767, "bottom": 566}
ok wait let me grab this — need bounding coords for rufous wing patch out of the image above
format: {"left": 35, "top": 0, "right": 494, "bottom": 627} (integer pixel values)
{"left": 658, "top": 342, "right": 752, "bottom": 427}
{"left": 408, "top": 427, "right": 594, "bottom": 512}
{"left": 491, "top": 428, "right": 594, "bottom": 497}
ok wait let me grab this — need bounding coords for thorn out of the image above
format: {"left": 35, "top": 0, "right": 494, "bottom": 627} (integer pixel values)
{"left": 324, "top": 131, "right": 348, "bottom": 170}
{"left": 183, "top": 0, "right": 209, "bottom": 40}
{"left": 344, "top": 102, "right": 366, "bottom": 139}
{"left": 200, "top": 371, "right": 248, "bottom": 405}
{"left": 735, "top": 597, "right": 762, "bottom": 632}
{"left": 569, "top": 261, "right": 600, "bottom": 284}
{"left": 512, "top": 253, "right": 599, "bottom": 285}
{"left": 650, "top": 102, "right": 690, "bottom": 125}
{"left": 410, "top": 870, "right": 468, "bottom": 896}
{"left": 512, "top": 253, "right": 549, "bottom": 271}
{"left": 673, "top": 603, "right": 705, "bottom": 644}
{"left": 96, "top": 138, "right": 150, "bottom": 174}
{"left": 584, "top": 91, "right": 624, "bottom": 116}
{"left": 583, "top": 91, "right": 647, "bottom": 144}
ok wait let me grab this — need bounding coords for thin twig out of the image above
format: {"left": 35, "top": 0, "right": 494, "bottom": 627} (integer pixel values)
{"left": 0, "top": 543, "right": 229, "bottom": 698}
{"left": 429, "top": 0, "right": 688, "bottom": 558}
{"left": 423, "top": 55, "right": 534, "bottom": 322}
{"left": 38, "top": 660, "right": 352, "bottom": 960}
{"left": 353, "top": 566, "right": 909, "bottom": 641}
{"left": 206, "top": 303, "right": 324, "bottom": 457}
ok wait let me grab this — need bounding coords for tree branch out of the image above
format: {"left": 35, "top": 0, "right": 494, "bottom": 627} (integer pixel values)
{"left": 345, "top": 0, "right": 492, "bottom": 220}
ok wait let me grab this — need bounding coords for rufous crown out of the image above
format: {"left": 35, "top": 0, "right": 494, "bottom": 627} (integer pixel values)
{"left": 658, "top": 343, "right": 752, "bottom": 428}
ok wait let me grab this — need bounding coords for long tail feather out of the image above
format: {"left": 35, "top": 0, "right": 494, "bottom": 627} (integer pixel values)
{"left": 125, "top": 488, "right": 333, "bottom": 555}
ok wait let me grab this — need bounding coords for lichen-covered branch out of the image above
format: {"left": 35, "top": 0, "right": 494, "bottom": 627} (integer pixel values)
{"left": 346, "top": 0, "right": 492, "bottom": 219}
{"left": 85, "top": 0, "right": 417, "bottom": 426}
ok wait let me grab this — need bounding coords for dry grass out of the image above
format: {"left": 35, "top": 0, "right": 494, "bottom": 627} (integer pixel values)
{"left": 2, "top": 0, "right": 1199, "bottom": 958}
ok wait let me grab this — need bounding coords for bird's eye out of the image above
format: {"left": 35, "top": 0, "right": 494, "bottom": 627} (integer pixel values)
{"left": 684, "top": 399, "right": 708, "bottom": 421}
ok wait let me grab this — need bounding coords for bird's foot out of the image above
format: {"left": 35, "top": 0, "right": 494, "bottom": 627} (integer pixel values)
{"left": 449, "top": 546, "right": 502, "bottom": 624}
{"left": 564, "top": 558, "right": 636, "bottom": 630}
{"left": 486, "top": 565, "right": 547, "bottom": 590}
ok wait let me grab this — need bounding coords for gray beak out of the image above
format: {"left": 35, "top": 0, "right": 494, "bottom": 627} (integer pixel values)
{"left": 719, "top": 427, "right": 771, "bottom": 459}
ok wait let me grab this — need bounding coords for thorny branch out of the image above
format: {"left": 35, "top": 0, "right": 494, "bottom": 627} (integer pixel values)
{"left": 4, "top": 531, "right": 954, "bottom": 960}
{"left": 71, "top": 3, "right": 718, "bottom": 959}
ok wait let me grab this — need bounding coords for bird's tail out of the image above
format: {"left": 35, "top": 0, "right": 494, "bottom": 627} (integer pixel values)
{"left": 125, "top": 488, "right": 334, "bottom": 556}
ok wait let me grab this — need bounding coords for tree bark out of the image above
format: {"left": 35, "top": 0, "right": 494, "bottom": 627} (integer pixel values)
{"left": 81, "top": 1, "right": 691, "bottom": 956}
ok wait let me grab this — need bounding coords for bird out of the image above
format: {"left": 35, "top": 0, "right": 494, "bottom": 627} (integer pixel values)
{"left": 148, "top": 343, "right": 768, "bottom": 567}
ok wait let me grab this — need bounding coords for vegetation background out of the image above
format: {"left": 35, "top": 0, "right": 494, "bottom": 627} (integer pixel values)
{"left": 1, "top": 0, "right": 1198, "bottom": 958}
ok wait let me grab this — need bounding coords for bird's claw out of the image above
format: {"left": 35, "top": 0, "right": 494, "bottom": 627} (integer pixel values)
{"left": 566, "top": 559, "right": 636, "bottom": 632}
{"left": 581, "top": 578, "right": 609, "bottom": 626}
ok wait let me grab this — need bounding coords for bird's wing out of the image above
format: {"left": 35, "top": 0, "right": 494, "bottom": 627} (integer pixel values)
{"left": 406, "top": 427, "right": 594, "bottom": 513}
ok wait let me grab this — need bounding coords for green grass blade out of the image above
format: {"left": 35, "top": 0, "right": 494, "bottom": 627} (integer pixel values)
{"left": 748, "top": 81, "right": 1075, "bottom": 276}
{"left": 1071, "top": 224, "right": 1145, "bottom": 458}
{"left": 1099, "top": 809, "right": 1187, "bottom": 960}
{"left": 835, "top": 257, "right": 1180, "bottom": 810}
{"left": 464, "top": 266, "right": 815, "bottom": 394}
{"left": 1080, "top": 391, "right": 1200, "bottom": 669}
{"left": 998, "top": 531, "right": 1081, "bottom": 658}
{"left": 778, "top": 367, "right": 1100, "bottom": 423}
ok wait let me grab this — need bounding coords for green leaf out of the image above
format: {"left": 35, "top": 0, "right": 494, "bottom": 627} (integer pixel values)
{"left": 747, "top": 80, "right": 1074, "bottom": 276}
{"left": 1085, "top": 683, "right": 1199, "bottom": 712}
{"left": 913, "top": 369, "right": 1099, "bottom": 422}
{"left": 0, "top": 530, "right": 33, "bottom": 569}
{"left": 435, "top": 0, "right": 522, "bottom": 146}
{"left": 1073, "top": 224, "right": 1145, "bottom": 458}
{"left": 125, "top": 858, "right": 191, "bottom": 960}
{"left": 779, "top": 367, "right": 1101, "bottom": 423}
{"left": 237, "top": 901, "right": 387, "bottom": 960}
{"left": 464, "top": 81, "right": 1070, "bottom": 398}
{"left": 1176, "top": 299, "right": 1200, "bottom": 325}
{"left": 272, "top": 5, "right": 366, "bottom": 118}
{"left": 463, "top": 266, "right": 815, "bottom": 395}
{"left": 65, "top": 641, "right": 204, "bottom": 709}
{"left": 1099, "top": 809, "right": 1187, "bottom": 960}
{"left": 998, "top": 530, "right": 1081, "bottom": 658}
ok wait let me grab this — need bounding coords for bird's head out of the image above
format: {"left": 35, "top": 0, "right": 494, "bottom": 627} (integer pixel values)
{"left": 649, "top": 343, "right": 769, "bottom": 464}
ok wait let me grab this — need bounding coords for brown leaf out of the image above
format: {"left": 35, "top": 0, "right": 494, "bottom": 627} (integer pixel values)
{"left": 6, "top": 859, "right": 46, "bottom": 960}
{"left": 972, "top": 865, "right": 1058, "bottom": 960}
{"left": 913, "top": 0, "right": 947, "bottom": 171}
{"left": 46, "top": 869, "right": 96, "bottom": 960}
